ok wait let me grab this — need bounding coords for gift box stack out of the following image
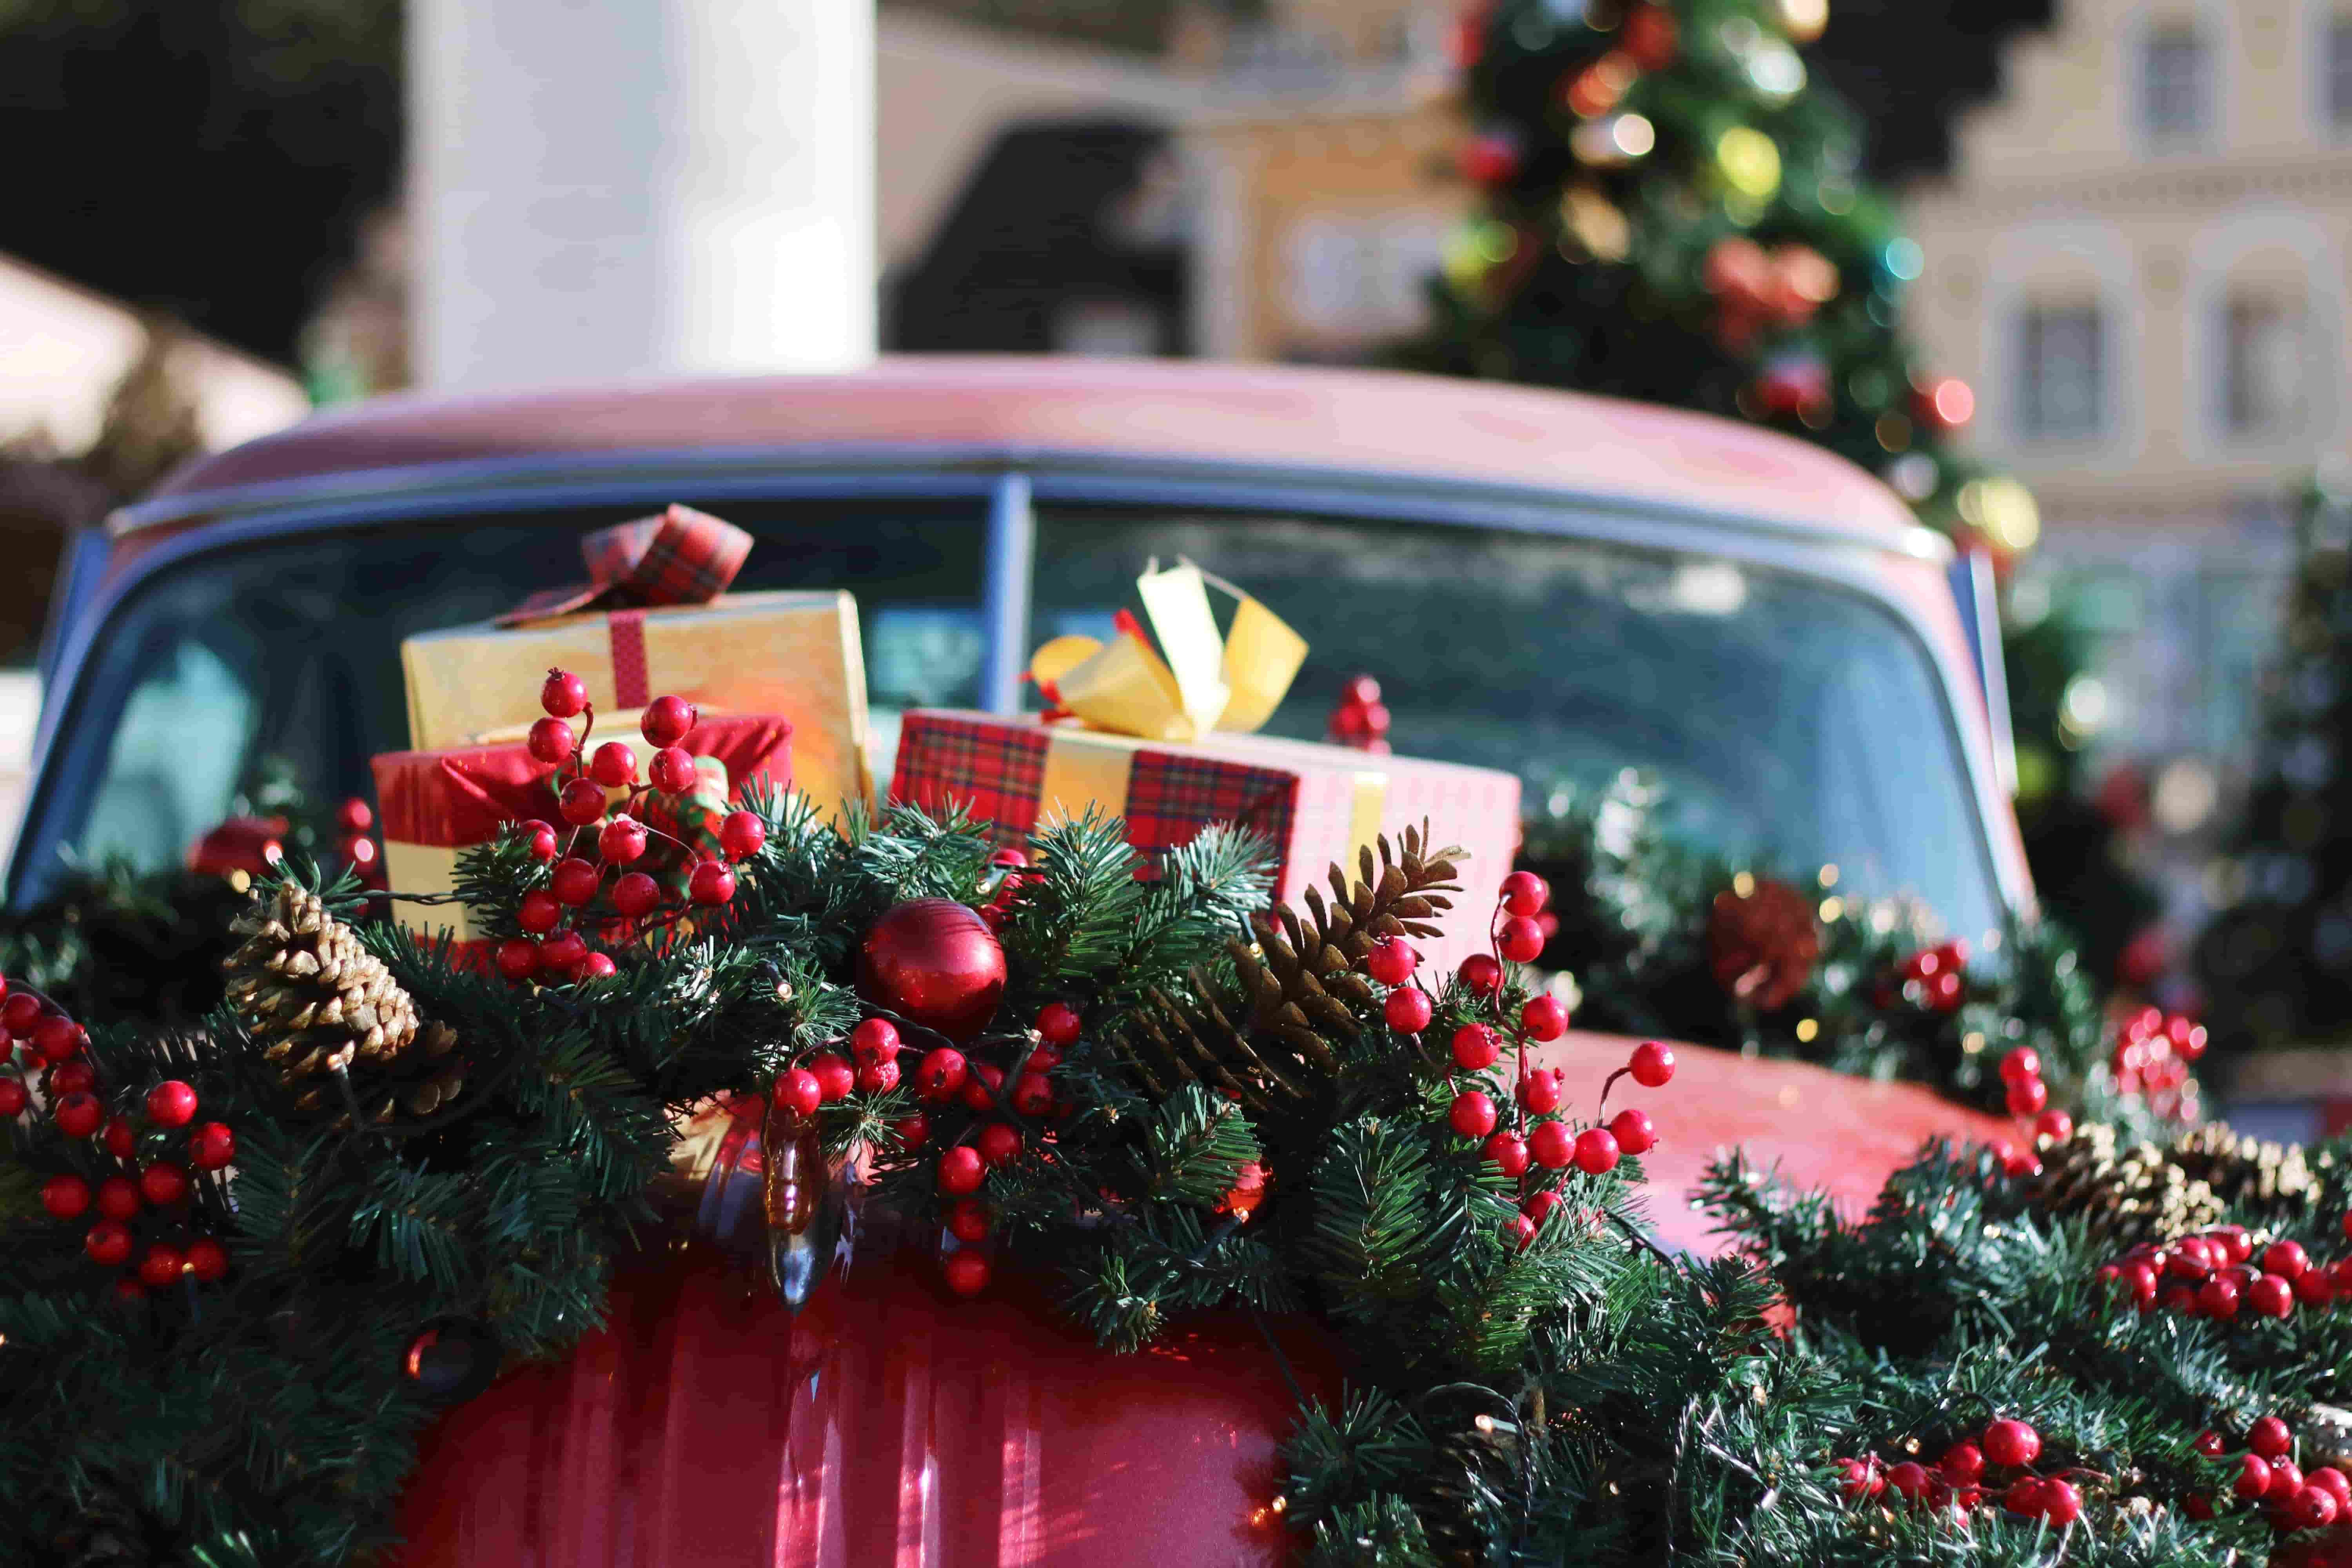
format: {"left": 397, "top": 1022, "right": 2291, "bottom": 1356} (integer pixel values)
{"left": 370, "top": 505, "right": 871, "bottom": 947}
{"left": 890, "top": 561, "right": 1521, "bottom": 975}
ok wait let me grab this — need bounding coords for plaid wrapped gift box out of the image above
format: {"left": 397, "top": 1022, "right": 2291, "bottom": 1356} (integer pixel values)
{"left": 371, "top": 713, "right": 792, "bottom": 946}
{"left": 891, "top": 710, "right": 1520, "bottom": 973}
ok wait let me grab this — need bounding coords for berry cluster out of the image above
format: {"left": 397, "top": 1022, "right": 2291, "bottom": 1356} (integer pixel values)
{"left": 2, "top": 974, "right": 235, "bottom": 1302}
{"left": 2192, "top": 1416, "right": 2347, "bottom": 1534}
{"left": 1325, "top": 673, "right": 1392, "bottom": 755}
{"left": 1837, "top": 1416, "right": 2083, "bottom": 1527}
{"left": 1891, "top": 939, "right": 1969, "bottom": 1014}
{"left": 2096, "top": 1217, "right": 2352, "bottom": 1325}
{"left": 974, "top": 846, "right": 1035, "bottom": 933}
{"left": 1377, "top": 870, "right": 1671, "bottom": 1249}
{"left": 335, "top": 796, "right": 387, "bottom": 889}
{"left": 2109, "top": 1005, "right": 2204, "bottom": 1125}
{"left": 496, "top": 671, "right": 768, "bottom": 984}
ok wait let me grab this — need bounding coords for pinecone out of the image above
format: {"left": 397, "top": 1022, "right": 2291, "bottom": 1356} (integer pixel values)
{"left": 222, "top": 883, "right": 462, "bottom": 1125}
{"left": 2036, "top": 1123, "right": 2224, "bottom": 1248}
{"left": 1114, "top": 825, "right": 1463, "bottom": 1116}
{"left": 1705, "top": 877, "right": 1819, "bottom": 1010}
{"left": 2167, "top": 1122, "right": 2327, "bottom": 1213}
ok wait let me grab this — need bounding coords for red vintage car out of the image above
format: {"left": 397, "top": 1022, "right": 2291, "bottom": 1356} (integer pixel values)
{"left": 22, "top": 358, "right": 2020, "bottom": 1564}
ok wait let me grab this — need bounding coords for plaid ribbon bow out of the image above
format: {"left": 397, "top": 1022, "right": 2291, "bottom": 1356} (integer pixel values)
{"left": 495, "top": 504, "right": 754, "bottom": 626}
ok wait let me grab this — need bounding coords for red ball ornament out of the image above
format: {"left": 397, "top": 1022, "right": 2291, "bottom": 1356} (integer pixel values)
{"left": 589, "top": 741, "right": 638, "bottom": 789}
{"left": 942, "top": 1249, "right": 991, "bottom": 1298}
{"left": 859, "top": 900, "right": 1008, "bottom": 1044}
{"left": 1981, "top": 1418, "right": 2041, "bottom": 1469}
{"left": 1483, "top": 1131, "right": 1530, "bottom": 1177}
{"left": 1384, "top": 987, "right": 1434, "bottom": 1033}
{"left": 1500, "top": 870, "right": 1550, "bottom": 917}
{"left": 40, "top": 1173, "right": 90, "bottom": 1219}
{"left": 186, "top": 1236, "right": 229, "bottom": 1283}
{"left": 2251, "top": 1417, "right": 2293, "bottom": 1460}
{"left": 1460, "top": 954, "right": 1504, "bottom": 998}
{"left": 1364, "top": 936, "right": 1417, "bottom": 987}
{"left": 495, "top": 939, "right": 539, "bottom": 982}
{"left": 1455, "top": 130, "right": 1522, "bottom": 187}
{"left": 599, "top": 815, "right": 648, "bottom": 865}
{"left": 1497, "top": 917, "right": 1546, "bottom": 964}
{"left": 1572, "top": 1127, "right": 1620, "bottom": 1175}
{"left": 1035, "top": 1002, "right": 1082, "bottom": 1047}
{"left": 1608, "top": 1107, "right": 1656, "bottom": 1155}
{"left": 2250, "top": 1273, "right": 2296, "bottom": 1319}
{"left": 808, "top": 1053, "right": 855, "bottom": 1103}
{"left": 2264, "top": 1240, "right": 2312, "bottom": 1279}
{"left": 1621, "top": 2, "right": 1678, "bottom": 70}
{"left": 773, "top": 1069, "right": 822, "bottom": 1118}
{"left": 1448, "top": 1091, "right": 1498, "bottom": 1139}
{"left": 1629, "top": 1041, "right": 1674, "bottom": 1088}
{"left": 717, "top": 810, "right": 767, "bottom": 862}
{"left": 1451, "top": 1024, "right": 1501, "bottom": 1071}
{"left": 517, "top": 819, "right": 561, "bottom": 860}
{"left": 138, "top": 1244, "right": 183, "bottom": 1288}
{"left": 641, "top": 694, "right": 698, "bottom": 748}
{"left": 527, "top": 716, "right": 578, "bottom": 766}
{"left": 84, "top": 1219, "right": 132, "bottom": 1265}
{"left": 54, "top": 1091, "right": 103, "bottom": 1139}
{"left": 0, "top": 1079, "right": 24, "bottom": 1120}
{"left": 541, "top": 668, "right": 589, "bottom": 718}
{"left": 517, "top": 890, "right": 562, "bottom": 935}
{"left": 976, "top": 1122, "right": 1022, "bottom": 1168}
{"left": 937, "top": 1145, "right": 985, "bottom": 1196}
{"left": 947, "top": 1200, "right": 989, "bottom": 1244}
{"left": 559, "top": 777, "right": 608, "bottom": 826}
{"left": 688, "top": 861, "right": 737, "bottom": 906}
{"left": 1519, "top": 995, "right": 1569, "bottom": 1042}
{"left": 138, "top": 1162, "right": 190, "bottom": 1207}
{"left": 611, "top": 872, "right": 661, "bottom": 918}
{"left": 551, "top": 857, "right": 602, "bottom": 906}
{"left": 648, "top": 746, "right": 697, "bottom": 795}
{"left": 1519, "top": 1068, "right": 1565, "bottom": 1114}
{"left": 2005, "top": 1077, "right": 2048, "bottom": 1117}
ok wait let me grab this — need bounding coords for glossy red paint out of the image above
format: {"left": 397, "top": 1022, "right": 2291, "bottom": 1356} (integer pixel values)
{"left": 388, "top": 1043, "right": 2004, "bottom": 1564}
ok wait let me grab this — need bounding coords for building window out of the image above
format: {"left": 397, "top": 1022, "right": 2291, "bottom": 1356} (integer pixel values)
{"left": 2141, "top": 23, "right": 2210, "bottom": 142}
{"left": 2220, "top": 292, "right": 2307, "bottom": 439}
{"left": 2330, "top": 16, "right": 2352, "bottom": 129}
{"left": 2016, "top": 303, "right": 2105, "bottom": 442}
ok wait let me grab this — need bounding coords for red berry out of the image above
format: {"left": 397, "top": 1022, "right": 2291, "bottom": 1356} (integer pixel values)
{"left": 2297, "top": 1267, "right": 2336, "bottom": 1308}
{"left": 1886, "top": 1461, "right": 1931, "bottom": 1503}
{"left": 33, "top": 1016, "right": 83, "bottom": 1064}
{"left": 1364, "top": 936, "right": 1417, "bottom": 986}
{"left": 688, "top": 860, "right": 737, "bottom": 906}
{"left": 495, "top": 938, "right": 539, "bottom": 981}
{"left": 1629, "top": 1041, "right": 1674, "bottom": 1088}
{"left": 2159, "top": 1283, "right": 2198, "bottom": 1316}
{"left": 589, "top": 740, "right": 637, "bottom": 788}
{"left": 0, "top": 992, "right": 40, "bottom": 1036}
{"left": 138, "top": 1245, "right": 183, "bottom": 1288}
{"left": 1523, "top": 1189, "right": 1563, "bottom": 1226}
{"left": 84, "top": 1219, "right": 132, "bottom": 1265}
{"left": 1940, "top": 1442, "right": 1985, "bottom": 1485}
{"left": 1608, "top": 1107, "right": 1656, "bottom": 1155}
{"left": 1452, "top": 1024, "right": 1501, "bottom": 1071}
{"left": 960, "top": 1063, "right": 1006, "bottom": 1114}
{"left": 1518, "top": 1068, "right": 1565, "bottom": 1113}
{"left": 1035, "top": 1002, "right": 1082, "bottom": 1047}
{"left": 1497, "top": 917, "right": 1545, "bottom": 964}
{"left": 0, "top": 1079, "right": 24, "bottom": 1119}
{"left": 54, "top": 1092, "right": 103, "bottom": 1139}
{"left": 2196, "top": 1272, "right": 2240, "bottom": 1320}
{"left": 598, "top": 815, "right": 648, "bottom": 864}
{"left": 1981, "top": 1418, "right": 2040, "bottom": 1469}
{"left": 1484, "top": 1131, "right": 1530, "bottom": 1176}
{"left": 947, "top": 1200, "right": 990, "bottom": 1243}
{"left": 559, "top": 777, "right": 608, "bottom": 825}
{"left": 2251, "top": 1417, "right": 2293, "bottom": 1459}
{"left": 943, "top": 1249, "right": 991, "bottom": 1297}
{"left": 48, "top": 1061, "right": 94, "bottom": 1097}
{"left": 1384, "top": 987, "right": 1434, "bottom": 1033}
{"left": 1572, "top": 1127, "right": 1620, "bottom": 1175}
{"left": 2208, "top": 1225, "right": 2252, "bottom": 1265}
{"left": 2250, "top": 1273, "right": 2296, "bottom": 1319}
{"left": 1529, "top": 1120, "right": 1574, "bottom": 1169}
{"left": 976, "top": 1122, "right": 1022, "bottom": 1167}
{"left": 527, "top": 716, "right": 578, "bottom": 766}
{"left": 40, "top": 1173, "right": 89, "bottom": 1219}
{"left": 541, "top": 930, "right": 590, "bottom": 974}
{"left": 541, "top": 668, "right": 589, "bottom": 718}
{"left": 640, "top": 694, "right": 698, "bottom": 748}
{"left": 2195, "top": 1429, "right": 2227, "bottom": 1457}
{"left": 102, "top": 1120, "right": 138, "bottom": 1160}
{"left": 2294, "top": 1485, "right": 2340, "bottom": 1530}
{"left": 2000, "top": 1143, "right": 2042, "bottom": 1178}
{"left": 808, "top": 1053, "right": 855, "bottom": 1103}
{"left": 2311, "top": 1467, "right": 2352, "bottom": 1508}
{"left": 1519, "top": 995, "right": 1569, "bottom": 1042}
{"left": 610, "top": 872, "right": 661, "bottom": 918}
{"left": 1927, "top": 971, "right": 1964, "bottom": 1011}
{"left": 1343, "top": 675, "right": 1381, "bottom": 706}
{"left": 2169, "top": 1237, "right": 2214, "bottom": 1279}
{"left": 851, "top": 1018, "right": 901, "bottom": 1061}
{"left": 1448, "top": 1091, "right": 1498, "bottom": 1139}
{"left": 2038, "top": 1478, "right": 2081, "bottom": 1526}
{"left": 550, "top": 857, "right": 602, "bottom": 906}
{"left": 1999, "top": 1049, "right": 2041, "bottom": 1085}
{"left": 111, "top": 1279, "right": 145, "bottom": 1306}
{"left": 649, "top": 746, "right": 697, "bottom": 794}
{"left": 1499, "top": 869, "right": 1550, "bottom": 917}
{"left": 138, "top": 1163, "right": 189, "bottom": 1207}
{"left": 1010, "top": 1072, "right": 1053, "bottom": 1117}
{"left": 2263, "top": 1240, "right": 2312, "bottom": 1279}
{"left": 773, "top": 1069, "right": 822, "bottom": 1118}
{"left": 2272, "top": 1459, "right": 2308, "bottom": 1501}
{"left": 1837, "top": 1457, "right": 1884, "bottom": 1502}
{"left": 517, "top": 819, "right": 561, "bottom": 860}
{"left": 185, "top": 1237, "right": 229, "bottom": 1283}
{"left": 2034, "top": 1109, "right": 2073, "bottom": 1143}
{"left": 338, "top": 797, "right": 374, "bottom": 834}
{"left": 892, "top": 1113, "right": 931, "bottom": 1150}
{"left": 2005, "top": 1077, "right": 2048, "bottom": 1117}
{"left": 717, "top": 810, "right": 768, "bottom": 861}
{"left": 916, "top": 1049, "right": 968, "bottom": 1102}
{"left": 1460, "top": 954, "right": 1504, "bottom": 998}
{"left": 938, "top": 1145, "right": 985, "bottom": 1196}
{"left": 517, "top": 889, "right": 563, "bottom": 935}
{"left": 1025, "top": 1044, "right": 1063, "bottom": 1073}
{"left": 855, "top": 1057, "right": 901, "bottom": 1095}
{"left": 1505, "top": 1212, "right": 1539, "bottom": 1250}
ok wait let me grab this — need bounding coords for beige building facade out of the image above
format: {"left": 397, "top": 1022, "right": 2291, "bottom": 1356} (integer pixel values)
{"left": 1905, "top": 0, "right": 2352, "bottom": 795}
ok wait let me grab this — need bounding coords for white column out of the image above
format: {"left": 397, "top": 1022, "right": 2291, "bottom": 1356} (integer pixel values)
{"left": 411, "top": 0, "right": 876, "bottom": 390}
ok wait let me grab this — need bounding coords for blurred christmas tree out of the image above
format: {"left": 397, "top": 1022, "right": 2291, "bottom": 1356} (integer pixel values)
{"left": 2197, "top": 477, "right": 2352, "bottom": 1060}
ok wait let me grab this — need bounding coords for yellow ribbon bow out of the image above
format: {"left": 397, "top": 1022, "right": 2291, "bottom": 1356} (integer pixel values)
{"left": 1028, "top": 561, "right": 1308, "bottom": 742}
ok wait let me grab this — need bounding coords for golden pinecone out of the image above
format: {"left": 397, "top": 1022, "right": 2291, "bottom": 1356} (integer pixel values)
{"left": 2036, "top": 1123, "right": 2224, "bottom": 1249}
{"left": 223, "top": 883, "right": 461, "bottom": 1124}
{"left": 2166, "top": 1122, "right": 2327, "bottom": 1212}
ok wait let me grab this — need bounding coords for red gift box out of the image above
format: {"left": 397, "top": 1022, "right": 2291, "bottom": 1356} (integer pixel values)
{"left": 372, "top": 714, "right": 792, "bottom": 945}
{"left": 889, "top": 710, "right": 1519, "bottom": 973}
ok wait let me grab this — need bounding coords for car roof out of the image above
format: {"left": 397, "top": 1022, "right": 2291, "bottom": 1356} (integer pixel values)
{"left": 138, "top": 356, "right": 1929, "bottom": 548}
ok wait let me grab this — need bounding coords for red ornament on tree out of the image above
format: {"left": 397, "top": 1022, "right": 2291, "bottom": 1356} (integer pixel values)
{"left": 1620, "top": 2, "right": 1678, "bottom": 70}
{"left": 860, "top": 900, "right": 1008, "bottom": 1043}
{"left": 1456, "top": 129, "right": 1523, "bottom": 187}
{"left": 1705, "top": 879, "right": 1820, "bottom": 1010}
